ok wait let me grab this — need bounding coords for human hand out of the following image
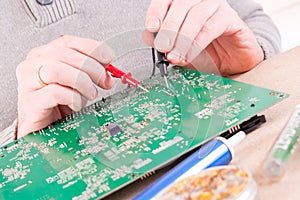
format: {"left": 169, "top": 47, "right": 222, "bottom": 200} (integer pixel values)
{"left": 16, "top": 35, "right": 114, "bottom": 138}
{"left": 143, "top": 0, "right": 264, "bottom": 75}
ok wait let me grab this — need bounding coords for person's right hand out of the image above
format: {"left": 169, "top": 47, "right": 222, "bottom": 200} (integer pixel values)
{"left": 16, "top": 35, "right": 114, "bottom": 138}
{"left": 143, "top": 0, "right": 264, "bottom": 75}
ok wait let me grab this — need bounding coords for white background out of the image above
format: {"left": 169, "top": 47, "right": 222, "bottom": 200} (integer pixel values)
{"left": 255, "top": 0, "right": 300, "bottom": 51}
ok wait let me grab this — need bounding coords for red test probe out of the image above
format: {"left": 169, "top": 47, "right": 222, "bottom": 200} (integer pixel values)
{"left": 105, "top": 64, "right": 149, "bottom": 93}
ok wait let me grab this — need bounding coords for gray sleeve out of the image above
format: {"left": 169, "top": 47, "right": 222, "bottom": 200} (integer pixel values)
{"left": 227, "top": 0, "right": 281, "bottom": 59}
{"left": 0, "top": 120, "right": 17, "bottom": 147}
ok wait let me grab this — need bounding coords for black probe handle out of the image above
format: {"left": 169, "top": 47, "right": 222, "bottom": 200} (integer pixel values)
{"left": 154, "top": 33, "right": 169, "bottom": 76}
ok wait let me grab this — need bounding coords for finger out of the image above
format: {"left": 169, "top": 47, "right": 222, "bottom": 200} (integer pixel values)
{"left": 17, "top": 84, "right": 85, "bottom": 136}
{"left": 59, "top": 35, "right": 115, "bottom": 64}
{"left": 20, "top": 49, "right": 114, "bottom": 92}
{"left": 35, "top": 84, "right": 85, "bottom": 112}
{"left": 17, "top": 58, "right": 98, "bottom": 100}
{"left": 31, "top": 36, "right": 114, "bottom": 89}
{"left": 141, "top": 30, "right": 155, "bottom": 47}
{"left": 50, "top": 47, "right": 114, "bottom": 89}
{"left": 194, "top": 3, "right": 235, "bottom": 51}
{"left": 37, "top": 61, "right": 99, "bottom": 100}
{"left": 28, "top": 35, "right": 115, "bottom": 65}
{"left": 58, "top": 95, "right": 87, "bottom": 117}
{"left": 145, "top": 0, "right": 173, "bottom": 32}
{"left": 166, "top": 35, "right": 191, "bottom": 65}
{"left": 183, "top": 5, "right": 234, "bottom": 68}
{"left": 188, "top": 47, "right": 221, "bottom": 75}
{"left": 155, "top": 0, "right": 199, "bottom": 52}
{"left": 167, "top": 0, "right": 220, "bottom": 63}
{"left": 178, "top": 0, "right": 220, "bottom": 43}
{"left": 58, "top": 105, "right": 73, "bottom": 118}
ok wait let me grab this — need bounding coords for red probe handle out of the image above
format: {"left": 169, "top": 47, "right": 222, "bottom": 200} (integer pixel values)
{"left": 106, "top": 64, "right": 125, "bottom": 78}
{"left": 106, "top": 64, "right": 139, "bottom": 88}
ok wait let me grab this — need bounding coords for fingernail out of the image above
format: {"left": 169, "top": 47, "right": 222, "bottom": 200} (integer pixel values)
{"left": 146, "top": 17, "right": 160, "bottom": 32}
{"left": 104, "top": 73, "right": 114, "bottom": 89}
{"left": 167, "top": 51, "right": 181, "bottom": 62}
{"left": 180, "top": 58, "right": 188, "bottom": 65}
{"left": 155, "top": 35, "right": 172, "bottom": 52}
{"left": 73, "top": 100, "right": 82, "bottom": 112}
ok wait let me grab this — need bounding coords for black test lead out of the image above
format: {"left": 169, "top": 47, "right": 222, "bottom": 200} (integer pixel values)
{"left": 154, "top": 33, "right": 170, "bottom": 88}
{"left": 156, "top": 50, "right": 170, "bottom": 88}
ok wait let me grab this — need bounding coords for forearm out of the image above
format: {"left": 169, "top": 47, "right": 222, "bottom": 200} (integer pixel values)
{"left": 0, "top": 120, "right": 17, "bottom": 147}
{"left": 228, "top": 0, "right": 281, "bottom": 59}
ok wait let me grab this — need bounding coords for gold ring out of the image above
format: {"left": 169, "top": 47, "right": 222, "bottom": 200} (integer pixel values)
{"left": 37, "top": 65, "right": 48, "bottom": 86}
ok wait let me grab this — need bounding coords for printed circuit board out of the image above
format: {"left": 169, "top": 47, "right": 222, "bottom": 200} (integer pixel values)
{"left": 0, "top": 66, "right": 287, "bottom": 199}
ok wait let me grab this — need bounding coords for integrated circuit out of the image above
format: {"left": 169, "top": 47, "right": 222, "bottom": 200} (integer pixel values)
{"left": 0, "top": 66, "right": 288, "bottom": 200}
{"left": 106, "top": 123, "right": 122, "bottom": 136}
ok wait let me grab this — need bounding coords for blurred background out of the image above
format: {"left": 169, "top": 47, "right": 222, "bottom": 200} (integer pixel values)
{"left": 255, "top": 0, "right": 300, "bottom": 51}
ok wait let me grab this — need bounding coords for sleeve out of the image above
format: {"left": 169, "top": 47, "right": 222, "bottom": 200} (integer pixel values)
{"left": 0, "top": 120, "right": 17, "bottom": 147}
{"left": 227, "top": 0, "right": 281, "bottom": 59}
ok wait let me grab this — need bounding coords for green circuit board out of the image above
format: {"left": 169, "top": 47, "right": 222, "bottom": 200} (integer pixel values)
{"left": 0, "top": 66, "right": 287, "bottom": 199}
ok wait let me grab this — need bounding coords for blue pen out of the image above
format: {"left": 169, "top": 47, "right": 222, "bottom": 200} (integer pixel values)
{"left": 133, "top": 132, "right": 245, "bottom": 200}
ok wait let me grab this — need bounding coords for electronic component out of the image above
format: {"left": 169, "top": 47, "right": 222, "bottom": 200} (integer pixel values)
{"left": 106, "top": 123, "right": 122, "bottom": 136}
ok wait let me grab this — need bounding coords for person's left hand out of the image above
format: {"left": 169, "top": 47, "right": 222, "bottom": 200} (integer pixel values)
{"left": 16, "top": 35, "right": 114, "bottom": 138}
{"left": 143, "top": 0, "right": 264, "bottom": 75}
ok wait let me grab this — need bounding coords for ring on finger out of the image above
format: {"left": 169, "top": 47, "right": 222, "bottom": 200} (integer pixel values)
{"left": 37, "top": 65, "right": 48, "bottom": 86}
